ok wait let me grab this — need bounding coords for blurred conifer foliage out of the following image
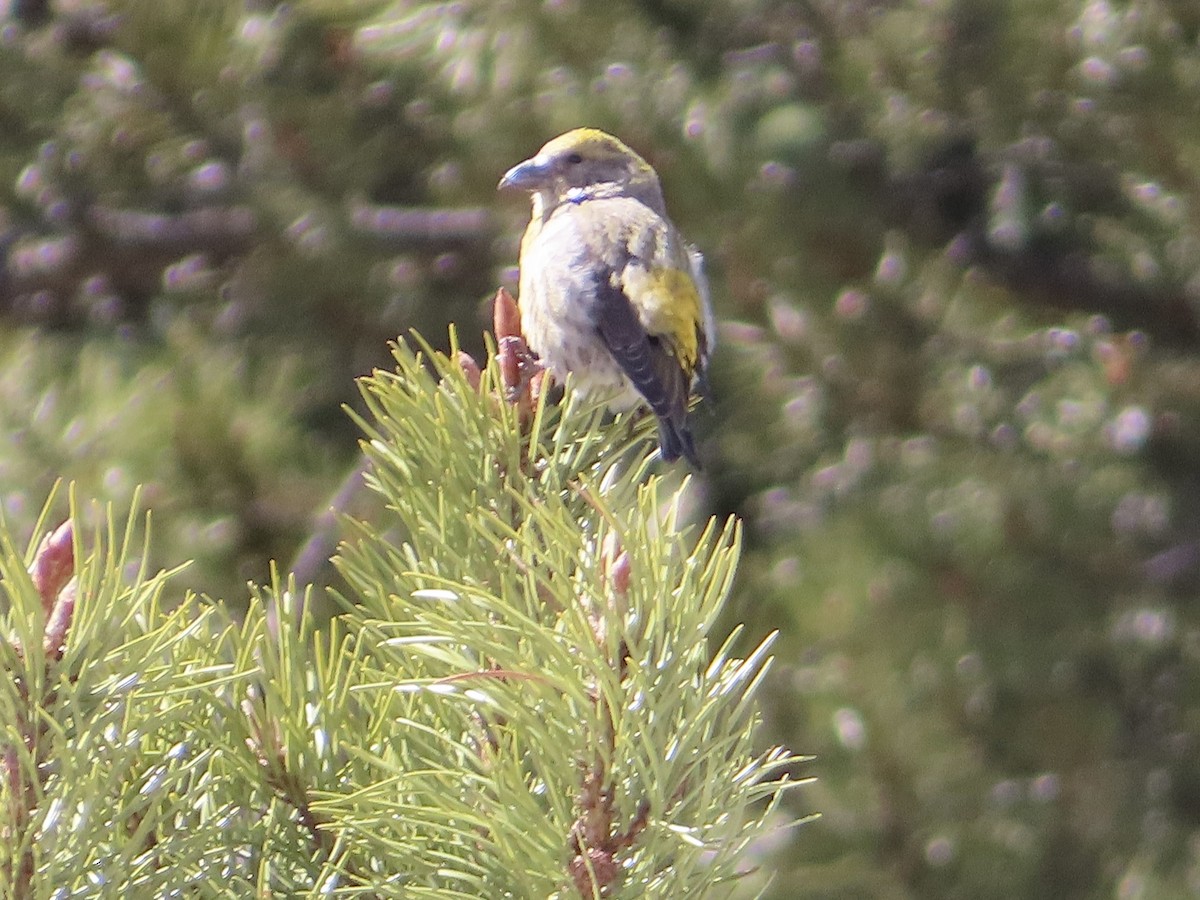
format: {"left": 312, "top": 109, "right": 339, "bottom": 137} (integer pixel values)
{"left": 4, "top": 0, "right": 1200, "bottom": 896}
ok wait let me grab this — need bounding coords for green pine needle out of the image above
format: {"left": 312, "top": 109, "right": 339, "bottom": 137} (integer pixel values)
{"left": 0, "top": 330, "right": 805, "bottom": 898}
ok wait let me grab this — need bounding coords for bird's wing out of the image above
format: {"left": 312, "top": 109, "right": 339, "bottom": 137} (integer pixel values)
{"left": 591, "top": 266, "right": 697, "bottom": 464}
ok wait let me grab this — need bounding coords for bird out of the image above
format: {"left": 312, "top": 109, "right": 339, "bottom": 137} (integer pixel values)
{"left": 498, "top": 128, "right": 712, "bottom": 466}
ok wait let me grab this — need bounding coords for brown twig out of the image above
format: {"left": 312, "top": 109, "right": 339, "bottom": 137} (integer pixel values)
{"left": 242, "top": 690, "right": 341, "bottom": 870}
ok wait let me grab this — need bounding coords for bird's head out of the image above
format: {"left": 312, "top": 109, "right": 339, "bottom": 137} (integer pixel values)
{"left": 498, "top": 128, "right": 665, "bottom": 213}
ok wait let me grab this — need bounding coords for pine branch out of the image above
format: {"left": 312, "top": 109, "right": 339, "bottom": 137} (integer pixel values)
{"left": 1, "top": 516, "right": 75, "bottom": 899}
{"left": 0, "top": 307, "right": 805, "bottom": 896}
{"left": 0, "top": 487, "right": 235, "bottom": 897}
{"left": 326, "top": 300, "right": 807, "bottom": 896}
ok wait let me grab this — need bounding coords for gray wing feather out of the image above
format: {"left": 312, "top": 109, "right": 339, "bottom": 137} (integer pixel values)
{"left": 591, "top": 269, "right": 698, "bottom": 466}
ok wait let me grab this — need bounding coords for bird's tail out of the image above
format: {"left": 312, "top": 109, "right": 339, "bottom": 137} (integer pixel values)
{"left": 657, "top": 416, "right": 700, "bottom": 468}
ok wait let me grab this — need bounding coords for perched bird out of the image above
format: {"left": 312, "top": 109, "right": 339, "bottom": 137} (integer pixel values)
{"left": 499, "top": 128, "right": 712, "bottom": 466}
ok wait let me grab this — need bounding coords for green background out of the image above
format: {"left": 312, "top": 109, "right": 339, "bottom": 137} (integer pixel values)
{"left": 4, "top": 1, "right": 1200, "bottom": 896}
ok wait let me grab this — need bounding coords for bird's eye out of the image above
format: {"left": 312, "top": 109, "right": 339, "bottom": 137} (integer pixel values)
{"left": 565, "top": 152, "right": 583, "bottom": 165}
